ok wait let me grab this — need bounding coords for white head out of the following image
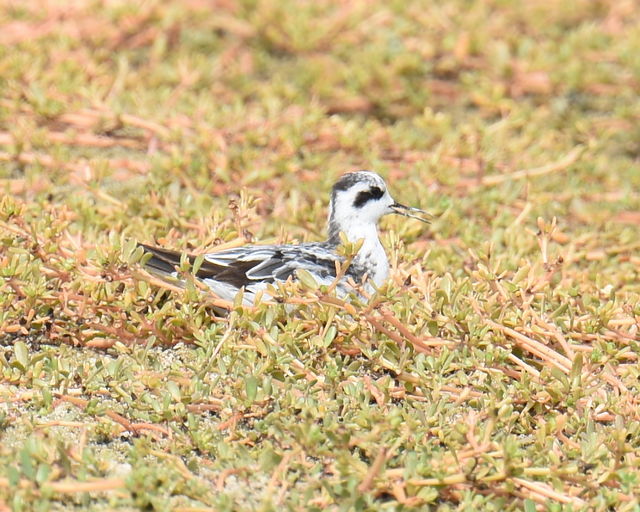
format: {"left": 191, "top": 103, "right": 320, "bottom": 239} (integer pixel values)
{"left": 327, "top": 170, "right": 430, "bottom": 244}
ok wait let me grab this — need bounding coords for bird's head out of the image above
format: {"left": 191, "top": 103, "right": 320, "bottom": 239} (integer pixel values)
{"left": 327, "top": 170, "right": 430, "bottom": 243}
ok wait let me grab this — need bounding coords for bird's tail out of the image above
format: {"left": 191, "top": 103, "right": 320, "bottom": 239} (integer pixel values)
{"left": 138, "top": 243, "right": 235, "bottom": 314}
{"left": 138, "top": 243, "right": 188, "bottom": 278}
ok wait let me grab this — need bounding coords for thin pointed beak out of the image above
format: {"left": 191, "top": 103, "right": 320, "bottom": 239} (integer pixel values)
{"left": 390, "top": 202, "right": 432, "bottom": 224}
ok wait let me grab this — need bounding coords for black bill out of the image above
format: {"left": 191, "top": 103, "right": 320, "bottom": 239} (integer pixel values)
{"left": 390, "top": 203, "right": 432, "bottom": 223}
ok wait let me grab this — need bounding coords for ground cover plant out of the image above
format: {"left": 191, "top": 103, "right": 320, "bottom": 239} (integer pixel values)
{"left": 1, "top": 0, "right": 640, "bottom": 510}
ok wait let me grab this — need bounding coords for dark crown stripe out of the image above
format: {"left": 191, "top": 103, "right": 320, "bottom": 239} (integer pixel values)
{"left": 332, "top": 171, "right": 370, "bottom": 192}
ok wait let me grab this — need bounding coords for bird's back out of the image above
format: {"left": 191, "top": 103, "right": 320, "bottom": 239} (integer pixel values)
{"left": 140, "top": 241, "right": 350, "bottom": 303}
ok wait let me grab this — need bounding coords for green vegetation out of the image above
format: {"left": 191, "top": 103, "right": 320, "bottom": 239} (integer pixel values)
{"left": 1, "top": 0, "right": 640, "bottom": 510}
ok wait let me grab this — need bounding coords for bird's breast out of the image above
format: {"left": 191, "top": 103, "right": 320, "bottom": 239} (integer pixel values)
{"left": 352, "top": 241, "right": 389, "bottom": 287}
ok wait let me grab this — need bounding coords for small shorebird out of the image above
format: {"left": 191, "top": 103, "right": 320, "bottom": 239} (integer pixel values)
{"left": 140, "top": 170, "right": 430, "bottom": 304}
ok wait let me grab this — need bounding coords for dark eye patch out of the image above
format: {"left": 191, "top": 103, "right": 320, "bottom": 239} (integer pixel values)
{"left": 353, "top": 186, "right": 384, "bottom": 208}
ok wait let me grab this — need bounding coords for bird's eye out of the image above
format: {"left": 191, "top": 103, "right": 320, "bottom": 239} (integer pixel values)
{"left": 353, "top": 186, "right": 385, "bottom": 208}
{"left": 369, "top": 186, "right": 384, "bottom": 199}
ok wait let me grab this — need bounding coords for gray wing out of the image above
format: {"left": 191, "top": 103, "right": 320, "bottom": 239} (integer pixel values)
{"left": 201, "top": 243, "right": 341, "bottom": 288}
{"left": 140, "top": 242, "right": 345, "bottom": 304}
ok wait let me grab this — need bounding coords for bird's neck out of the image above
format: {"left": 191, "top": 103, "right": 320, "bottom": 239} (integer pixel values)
{"left": 326, "top": 215, "right": 390, "bottom": 287}
{"left": 328, "top": 219, "right": 386, "bottom": 264}
{"left": 327, "top": 217, "right": 380, "bottom": 248}
{"left": 327, "top": 219, "right": 389, "bottom": 286}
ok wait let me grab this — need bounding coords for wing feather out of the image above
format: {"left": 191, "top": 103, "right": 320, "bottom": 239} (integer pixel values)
{"left": 141, "top": 242, "right": 342, "bottom": 292}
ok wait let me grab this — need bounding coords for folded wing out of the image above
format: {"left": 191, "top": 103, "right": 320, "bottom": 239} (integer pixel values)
{"left": 139, "top": 243, "right": 341, "bottom": 293}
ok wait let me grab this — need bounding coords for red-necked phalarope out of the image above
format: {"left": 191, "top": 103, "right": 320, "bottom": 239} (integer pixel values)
{"left": 140, "top": 170, "right": 430, "bottom": 305}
